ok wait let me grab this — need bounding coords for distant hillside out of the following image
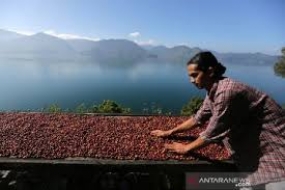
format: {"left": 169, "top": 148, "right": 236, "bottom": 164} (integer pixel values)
{"left": 144, "top": 46, "right": 278, "bottom": 66}
{"left": 82, "top": 39, "right": 147, "bottom": 66}
{"left": 66, "top": 39, "right": 99, "bottom": 52}
{"left": 214, "top": 52, "right": 278, "bottom": 66}
{"left": 0, "top": 29, "right": 279, "bottom": 65}
{"left": 0, "top": 29, "right": 24, "bottom": 41}
{"left": 145, "top": 45, "right": 202, "bottom": 64}
{"left": 0, "top": 32, "right": 78, "bottom": 60}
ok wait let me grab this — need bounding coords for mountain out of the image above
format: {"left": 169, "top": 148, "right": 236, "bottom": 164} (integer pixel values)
{"left": 139, "top": 44, "right": 156, "bottom": 51}
{"left": 0, "top": 32, "right": 78, "bottom": 60}
{"left": 0, "top": 29, "right": 279, "bottom": 65}
{"left": 149, "top": 45, "right": 202, "bottom": 64}
{"left": 145, "top": 45, "right": 193, "bottom": 63}
{"left": 147, "top": 46, "right": 277, "bottom": 65}
{"left": 214, "top": 52, "right": 278, "bottom": 66}
{"left": 83, "top": 39, "right": 147, "bottom": 65}
{"left": 0, "top": 29, "right": 24, "bottom": 41}
{"left": 19, "top": 33, "right": 75, "bottom": 53}
{"left": 66, "top": 39, "right": 99, "bottom": 52}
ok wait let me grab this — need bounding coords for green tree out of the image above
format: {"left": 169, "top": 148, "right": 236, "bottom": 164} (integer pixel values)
{"left": 180, "top": 96, "right": 204, "bottom": 116}
{"left": 46, "top": 103, "right": 62, "bottom": 113}
{"left": 88, "top": 105, "right": 99, "bottom": 113}
{"left": 97, "top": 100, "right": 131, "bottom": 114}
{"left": 274, "top": 47, "right": 285, "bottom": 78}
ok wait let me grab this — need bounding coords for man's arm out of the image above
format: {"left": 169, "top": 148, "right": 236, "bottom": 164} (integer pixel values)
{"left": 151, "top": 116, "right": 199, "bottom": 137}
{"left": 170, "top": 116, "right": 200, "bottom": 134}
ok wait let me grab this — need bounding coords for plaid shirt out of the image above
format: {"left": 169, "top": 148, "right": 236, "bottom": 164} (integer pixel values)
{"left": 194, "top": 77, "right": 285, "bottom": 186}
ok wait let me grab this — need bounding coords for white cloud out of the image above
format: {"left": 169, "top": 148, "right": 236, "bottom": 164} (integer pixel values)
{"left": 129, "top": 32, "right": 141, "bottom": 38}
{"left": 8, "top": 29, "right": 35, "bottom": 36}
{"left": 43, "top": 30, "right": 100, "bottom": 41}
{"left": 134, "top": 39, "right": 156, "bottom": 46}
{"left": 176, "top": 42, "right": 189, "bottom": 46}
{"left": 128, "top": 31, "right": 156, "bottom": 46}
{"left": 8, "top": 29, "right": 159, "bottom": 46}
{"left": 7, "top": 29, "right": 100, "bottom": 41}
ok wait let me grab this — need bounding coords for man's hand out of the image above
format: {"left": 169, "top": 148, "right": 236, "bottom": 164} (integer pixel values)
{"left": 150, "top": 130, "right": 172, "bottom": 137}
{"left": 164, "top": 142, "right": 190, "bottom": 154}
{"left": 165, "top": 137, "right": 206, "bottom": 155}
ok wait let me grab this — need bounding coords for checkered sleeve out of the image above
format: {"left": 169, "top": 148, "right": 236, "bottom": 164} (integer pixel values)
{"left": 199, "top": 90, "right": 233, "bottom": 142}
{"left": 193, "top": 95, "right": 212, "bottom": 125}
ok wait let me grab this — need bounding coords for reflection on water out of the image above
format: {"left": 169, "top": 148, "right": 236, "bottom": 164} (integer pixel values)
{"left": 0, "top": 60, "right": 284, "bottom": 113}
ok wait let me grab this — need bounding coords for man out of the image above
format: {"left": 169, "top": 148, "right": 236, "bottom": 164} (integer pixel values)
{"left": 151, "top": 51, "right": 285, "bottom": 189}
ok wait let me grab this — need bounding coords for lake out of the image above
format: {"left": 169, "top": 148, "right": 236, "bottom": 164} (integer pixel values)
{"left": 0, "top": 59, "right": 284, "bottom": 114}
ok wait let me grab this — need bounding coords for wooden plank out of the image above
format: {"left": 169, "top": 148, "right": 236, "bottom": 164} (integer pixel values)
{"left": 0, "top": 157, "right": 236, "bottom": 172}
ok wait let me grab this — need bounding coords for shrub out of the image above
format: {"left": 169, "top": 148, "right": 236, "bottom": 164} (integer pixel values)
{"left": 46, "top": 104, "right": 62, "bottom": 113}
{"left": 274, "top": 47, "right": 285, "bottom": 78}
{"left": 89, "top": 105, "right": 99, "bottom": 113}
{"left": 97, "top": 100, "right": 131, "bottom": 114}
{"left": 180, "top": 96, "right": 204, "bottom": 116}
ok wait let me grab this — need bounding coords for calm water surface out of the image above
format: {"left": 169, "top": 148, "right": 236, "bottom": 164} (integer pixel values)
{"left": 0, "top": 60, "right": 284, "bottom": 114}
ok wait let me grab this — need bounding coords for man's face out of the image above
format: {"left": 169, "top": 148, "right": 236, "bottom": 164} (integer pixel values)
{"left": 187, "top": 64, "right": 212, "bottom": 89}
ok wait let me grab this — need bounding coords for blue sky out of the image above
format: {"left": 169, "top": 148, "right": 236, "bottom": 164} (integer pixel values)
{"left": 1, "top": 0, "right": 284, "bottom": 55}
